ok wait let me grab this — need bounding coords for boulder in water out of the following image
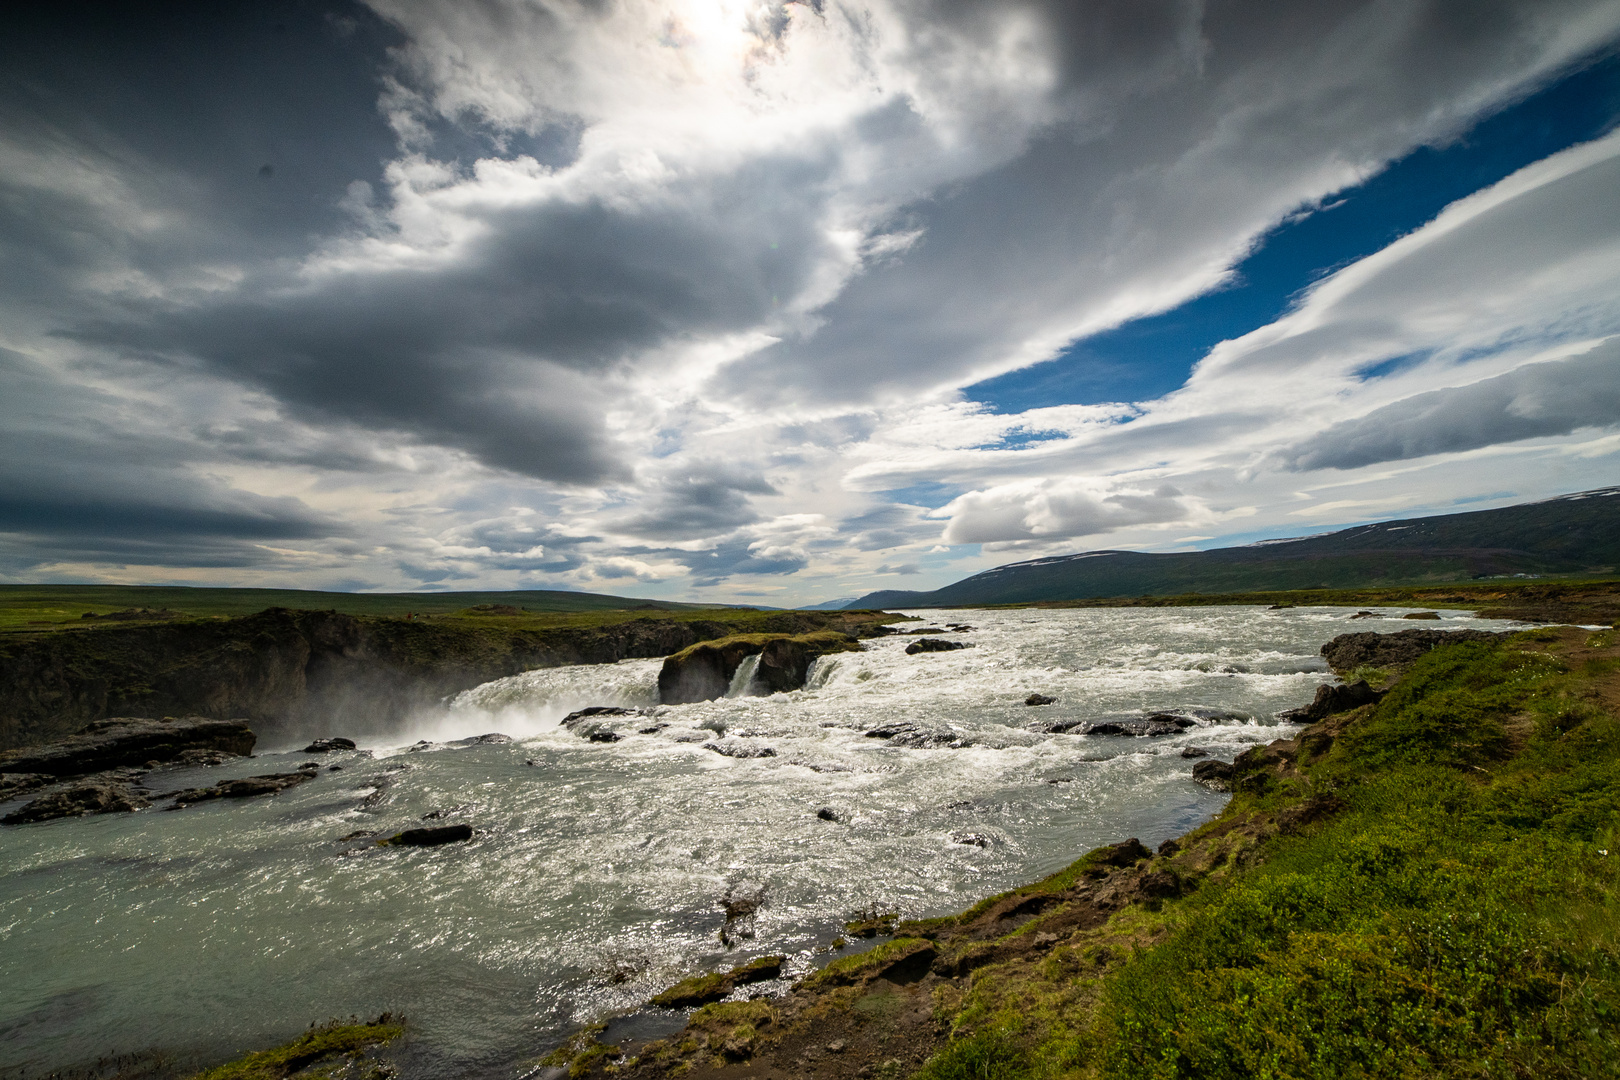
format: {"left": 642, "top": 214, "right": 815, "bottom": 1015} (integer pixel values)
{"left": 1180, "top": 746, "right": 1210, "bottom": 759}
{"left": 382, "top": 823, "right": 474, "bottom": 847}
{"left": 1079, "top": 718, "right": 1183, "bottom": 737}
{"left": 904, "top": 638, "right": 970, "bottom": 655}
{"left": 1024, "top": 693, "right": 1057, "bottom": 706}
{"left": 816, "top": 807, "right": 841, "bottom": 822}
{"left": 703, "top": 741, "right": 776, "bottom": 759}
{"left": 302, "top": 737, "right": 357, "bottom": 753}
{"left": 1403, "top": 611, "right": 1442, "bottom": 620}
{"left": 561, "top": 706, "right": 643, "bottom": 729}
{"left": 166, "top": 771, "right": 313, "bottom": 807}
{"left": 3, "top": 775, "right": 151, "bottom": 824}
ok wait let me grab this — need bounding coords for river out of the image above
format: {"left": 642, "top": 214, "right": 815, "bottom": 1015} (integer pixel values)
{"left": 0, "top": 606, "right": 1515, "bottom": 1077}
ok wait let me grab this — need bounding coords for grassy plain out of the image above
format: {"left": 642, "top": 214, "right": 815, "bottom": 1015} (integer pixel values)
{"left": 0, "top": 584, "right": 722, "bottom": 633}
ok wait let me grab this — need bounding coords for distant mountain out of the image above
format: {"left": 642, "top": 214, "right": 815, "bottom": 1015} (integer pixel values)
{"left": 800, "top": 597, "right": 860, "bottom": 611}
{"left": 848, "top": 488, "right": 1620, "bottom": 609}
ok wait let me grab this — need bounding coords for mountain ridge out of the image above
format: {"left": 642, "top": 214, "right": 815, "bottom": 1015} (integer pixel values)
{"left": 847, "top": 487, "right": 1620, "bottom": 608}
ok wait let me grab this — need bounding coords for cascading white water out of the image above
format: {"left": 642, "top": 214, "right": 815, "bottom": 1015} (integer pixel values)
{"left": 0, "top": 605, "right": 1522, "bottom": 1079}
{"left": 724, "top": 654, "right": 763, "bottom": 698}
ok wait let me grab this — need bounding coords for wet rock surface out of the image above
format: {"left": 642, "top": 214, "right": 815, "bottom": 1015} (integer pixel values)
{"left": 383, "top": 823, "right": 474, "bottom": 847}
{"left": 862, "top": 721, "right": 967, "bottom": 748}
{"left": 703, "top": 740, "right": 777, "bottom": 759}
{"left": 1192, "top": 759, "right": 1234, "bottom": 791}
{"left": 166, "top": 770, "right": 314, "bottom": 807}
{"left": 3, "top": 772, "right": 152, "bottom": 824}
{"left": 0, "top": 716, "right": 255, "bottom": 778}
{"left": 302, "top": 737, "right": 357, "bottom": 752}
{"left": 1024, "top": 693, "right": 1057, "bottom": 706}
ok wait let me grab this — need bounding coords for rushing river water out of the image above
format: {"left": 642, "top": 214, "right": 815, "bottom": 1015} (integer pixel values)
{"left": 0, "top": 606, "right": 1518, "bottom": 1077}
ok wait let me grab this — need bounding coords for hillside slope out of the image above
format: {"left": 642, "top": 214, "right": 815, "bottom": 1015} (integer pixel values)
{"left": 853, "top": 488, "right": 1620, "bottom": 608}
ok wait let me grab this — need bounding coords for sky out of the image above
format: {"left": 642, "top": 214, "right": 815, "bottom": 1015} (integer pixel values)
{"left": 2, "top": 0, "right": 1619, "bottom": 605}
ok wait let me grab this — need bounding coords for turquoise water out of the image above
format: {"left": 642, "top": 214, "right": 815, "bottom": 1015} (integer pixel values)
{"left": 0, "top": 606, "right": 1514, "bottom": 1077}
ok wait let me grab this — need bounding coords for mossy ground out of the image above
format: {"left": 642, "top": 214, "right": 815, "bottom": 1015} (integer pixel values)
{"left": 568, "top": 624, "right": 1620, "bottom": 1080}
{"left": 187, "top": 1018, "right": 403, "bottom": 1080}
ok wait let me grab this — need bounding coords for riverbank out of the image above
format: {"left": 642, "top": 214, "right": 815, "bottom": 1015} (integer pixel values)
{"left": 1014, "top": 577, "right": 1620, "bottom": 625}
{"left": 0, "top": 607, "right": 899, "bottom": 751}
{"left": 532, "top": 621, "right": 1620, "bottom": 1080}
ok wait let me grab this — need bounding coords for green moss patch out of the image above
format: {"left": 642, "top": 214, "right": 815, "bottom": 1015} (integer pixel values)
{"left": 188, "top": 1017, "right": 403, "bottom": 1080}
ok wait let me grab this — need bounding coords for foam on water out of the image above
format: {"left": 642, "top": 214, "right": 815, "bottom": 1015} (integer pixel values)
{"left": 0, "top": 606, "right": 1518, "bottom": 1077}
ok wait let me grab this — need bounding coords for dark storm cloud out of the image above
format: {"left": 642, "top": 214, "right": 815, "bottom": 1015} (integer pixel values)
{"left": 607, "top": 462, "right": 778, "bottom": 541}
{"left": 0, "top": 349, "right": 341, "bottom": 570}
{"left": 839, "top": 503, "right": 934, "bottom": 551}
{"left": 674, "top": 536, "right": 810, "bottom": 587}
{"left": 1282, "top": 342, "right": 1620, "bottom": 471}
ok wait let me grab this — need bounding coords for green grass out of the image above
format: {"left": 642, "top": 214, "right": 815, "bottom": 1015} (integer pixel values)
{"left": 188, "top": 1017, "right": 403, "bottom": 1080}
{"left": 0, "top": 583, "right": 726, "bottom": 633}
{"left": 909, "top": 630, "right": 1620, "bottom": 1079}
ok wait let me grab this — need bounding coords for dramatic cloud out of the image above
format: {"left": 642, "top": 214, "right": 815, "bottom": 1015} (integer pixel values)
{"left": 936, "top": 481, "right": 1190, "bottom": 546}
{"left": 3, "top": 2, "right": 1619, "bottom": 599}
{"left": 1283, "top": 342, "right": 1620, "bottom": 471}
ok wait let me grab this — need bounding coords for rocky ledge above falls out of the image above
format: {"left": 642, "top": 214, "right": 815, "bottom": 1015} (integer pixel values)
{"left": 0, "top": 607, "right": 901, "bottom": 752}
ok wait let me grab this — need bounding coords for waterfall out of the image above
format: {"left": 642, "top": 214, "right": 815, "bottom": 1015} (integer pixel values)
{"left": 725, "top": 654, "right": 763, "bottom": 698}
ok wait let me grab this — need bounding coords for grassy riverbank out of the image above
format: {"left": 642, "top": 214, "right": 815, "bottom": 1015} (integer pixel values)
{"left": 538, "top": 623, "right": 1620, "bottom": 1080}
{"left": 1015, "top": 577, "right": 1620, "bottom": 625}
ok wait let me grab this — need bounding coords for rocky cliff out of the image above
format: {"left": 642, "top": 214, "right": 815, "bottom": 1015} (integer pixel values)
{"left": 0, "top": 608, "right": 896, "bottom": 751}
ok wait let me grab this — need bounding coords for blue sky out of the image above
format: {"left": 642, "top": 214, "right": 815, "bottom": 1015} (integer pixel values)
{"left": 1, "top": 2, "right": 1619, "bottom": 603}
{"left": 970, "top": 53, "right": 1620, "bottom": 414}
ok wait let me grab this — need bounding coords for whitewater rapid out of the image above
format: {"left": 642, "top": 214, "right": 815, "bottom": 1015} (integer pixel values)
{"left": 0, "top": 606, "right": 1514, "bottom": 1078}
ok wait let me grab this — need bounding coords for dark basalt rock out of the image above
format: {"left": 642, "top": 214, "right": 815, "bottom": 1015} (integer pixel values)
{"left": 816, "top": 807, "right": 841, "bottom": 822}
{"left": 449, "top": 733, "right": 511, "bottom": 746}
{"left": 1089, "top": 837, "right": 1151, "bottom": 868}
{"left": 658, "top": 632, "right": 862, "bottom": 704}
{"left": 383, "top": 823, "right": 474, "bottom": 846}
{"left": 1403, "top": 611, "right": 1442, "bottom": 620}
{"left": 1024, "top": 693, "right": 1057, "bottom": 706}
{"left": 1350, "top": 610, "right": 1380, "bottom": 619}
{"left": 952, "top": 832, "right": 992, "bottom": 848}
{"left": 1320, "top": 628, "right": 1510, "bottom": 674}
{"left": 302, "top": 737, "right": 357, "bottom": 753}
{"left": 1191, "top": 759, "right": 1234, "bottom": 791}
{"left": 898, "top": 627, "right": 947, "bottom": 635}
{"left": 587, "top": 730, "right": 622, "bottom": 744}
{"left": 862, "top": 721, "right": 966, "bottom": 748}
{"left": 905, "top": 638, "right": 970, "bottom": 655}
{"left": 561, "top": 706, "right": 643, "bottom": 729}
{"left": 1180, "top": 746, "right": 1209, "bottom": 758}
{"left": 1277, "top": 679, "right": 1385, "bottom": 724}
{"left": 1081, "top": 719, "right": 1183, "bottom": 737}
{"left": 3, "top": 775, "right": 152, "bottom": 824}
{"left": 704, "top": 741, "right": 776, "bottom": 759}
{"left": 166, "top": 771, "right": 313, "bottom": 807}
{"left": 0, "top": 716, "right": 256, "bottom": 778}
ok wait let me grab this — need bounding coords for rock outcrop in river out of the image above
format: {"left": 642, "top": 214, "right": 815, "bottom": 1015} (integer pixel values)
{"left": 657, "top": 631, "right": 865, "bottom": 704}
